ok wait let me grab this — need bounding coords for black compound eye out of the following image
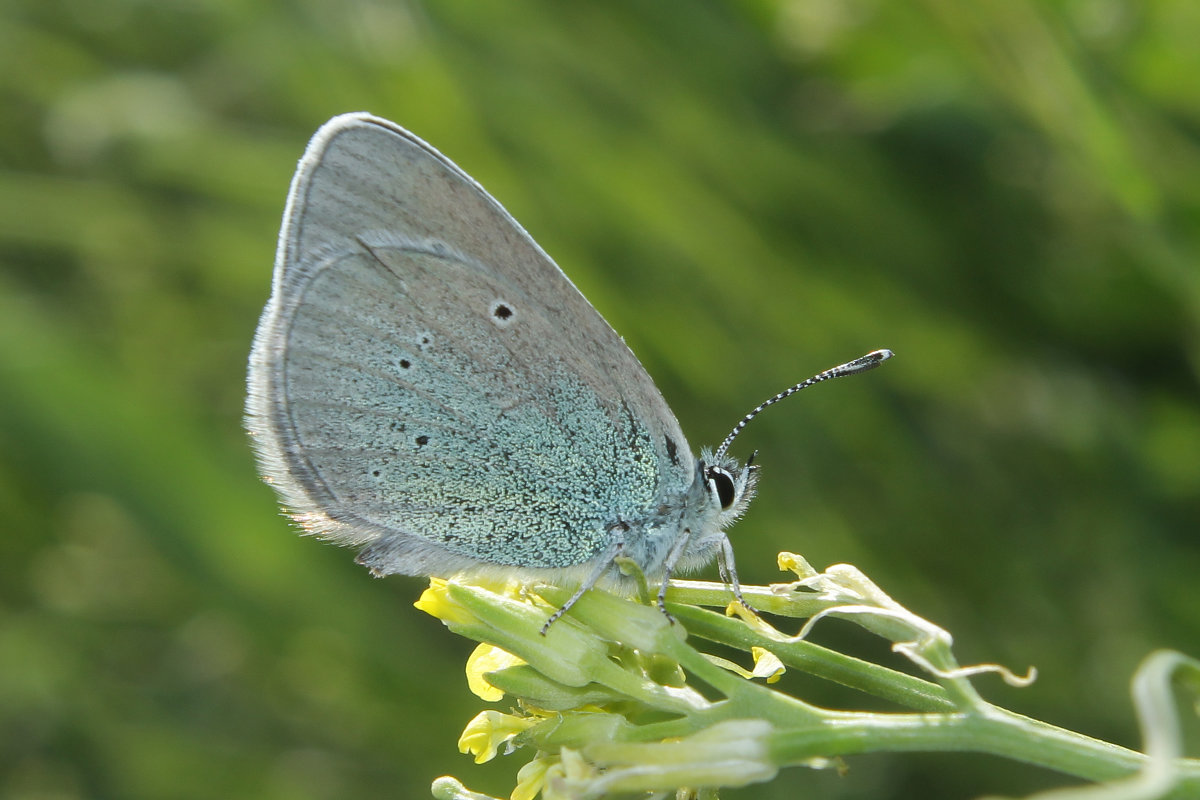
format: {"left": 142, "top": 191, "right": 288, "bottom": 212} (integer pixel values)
{"left": 707, "top": 466, "right": 737, "bottom": 509}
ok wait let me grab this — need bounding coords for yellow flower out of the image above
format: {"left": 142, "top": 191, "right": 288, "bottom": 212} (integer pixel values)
{"left": 777, "top": 551, "right": 817, "bottom": 578}
{"left": 414, "top": 578, "right": 476, "bottom": 626}
{"left": 458, "top": 710, "right": 536, "bottom": 764}
{"left": 466, "top": 643, "right": 525, "bottom": 701}
{"left": 510, "top": 754, "right": 553, "bottom": 800}
{"left": 702, "top": 647, "right": 785, "bottom": 683}
{"left": 416, "top": 578, "right": 531, "bottom": 627}
{"left": 750, "top": 647, "right": 785, "bottom": 683}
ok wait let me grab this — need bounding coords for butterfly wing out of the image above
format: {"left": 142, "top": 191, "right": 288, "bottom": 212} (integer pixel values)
{"left": 246, "top": 114, "right": 693, "bottom": 578}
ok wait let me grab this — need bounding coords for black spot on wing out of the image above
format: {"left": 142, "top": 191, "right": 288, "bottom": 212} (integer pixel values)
{"left": 665, "top": 435, "right": 680, "bottom": 467}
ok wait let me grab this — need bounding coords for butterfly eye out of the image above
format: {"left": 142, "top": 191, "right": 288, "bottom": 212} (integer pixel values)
{"left": 706, "top": 466, "right": 737, "bottom": 510}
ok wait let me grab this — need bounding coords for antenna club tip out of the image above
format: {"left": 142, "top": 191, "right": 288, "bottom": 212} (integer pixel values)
{"left": 839, "top": 348, "right": 894, "bottom": 376}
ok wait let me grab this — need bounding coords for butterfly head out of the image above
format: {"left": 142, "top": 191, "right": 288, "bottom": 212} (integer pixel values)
{"left": 698, "top": 448, "right": 758, "bottom": 528}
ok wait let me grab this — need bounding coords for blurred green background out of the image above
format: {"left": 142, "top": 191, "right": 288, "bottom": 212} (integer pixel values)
{"left": 2, "top": 1, "right": 1198, "bottom": 798}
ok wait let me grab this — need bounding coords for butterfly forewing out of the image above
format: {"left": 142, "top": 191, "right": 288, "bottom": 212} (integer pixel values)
{"left": 247, "top": 114, "right": 693, "bottom": 575}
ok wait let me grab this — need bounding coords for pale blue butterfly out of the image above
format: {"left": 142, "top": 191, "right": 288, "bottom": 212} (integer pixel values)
{"left": 246, "top": 113, "right": 891, "bottom": 628}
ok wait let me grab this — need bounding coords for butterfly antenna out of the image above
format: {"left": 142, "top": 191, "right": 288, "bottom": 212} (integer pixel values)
{"left": 713, "top": 349, "right": 894, "bottom": 462}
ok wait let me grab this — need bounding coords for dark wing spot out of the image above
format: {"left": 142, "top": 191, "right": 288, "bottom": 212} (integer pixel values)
{"left": 489, "top": 300, "right": 517, "bottom": 328}
{"left": 665, "top": 435, "right": 680, "bottom": 466}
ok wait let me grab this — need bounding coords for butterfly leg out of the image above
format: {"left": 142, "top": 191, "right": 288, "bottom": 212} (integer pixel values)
{"left": 717, "top": 534, "right": 757, "bottom": 615}
{"left": 540, "top": 525, "right": 628, "bottom": 635}
{"left": 655, "top": 527, "right": 695, "bottom": 623}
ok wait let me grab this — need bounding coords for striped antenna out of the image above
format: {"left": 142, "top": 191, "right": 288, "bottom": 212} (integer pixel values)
{"left": 713, "top": 349, "right": 894, "bottom": 462}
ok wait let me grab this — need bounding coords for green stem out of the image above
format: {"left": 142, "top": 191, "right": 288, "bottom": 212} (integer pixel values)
{"left": 668, "top": 602, "right": 956, "bottom": 712}
{"left": 767, "top": 702, "right": 1200, "bottom": 790}
{"left": 427, "top": 575, "right": 1200, "bottom": 798}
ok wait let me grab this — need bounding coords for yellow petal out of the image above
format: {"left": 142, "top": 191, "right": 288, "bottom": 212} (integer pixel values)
{"left": 511, "top": 755, "right": 553, "bottom": 800}
{"left": 414, "top": 578, "right": 475, "bottom": 625}
{"left": 466, "top": 643, "right": 525, "bottom": 701}
{"left": 750, "top": 647, "right": 786, "bottom": 683}
{"left": 777, "top": 552, "right": 817, "bottom": 578}
{"left": 458, "top": 710, "right": 535, "bottom": 765}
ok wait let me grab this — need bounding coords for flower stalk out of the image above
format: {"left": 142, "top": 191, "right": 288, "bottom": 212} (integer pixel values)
{"left": 416, "top": 555, "right": 1200, "bottom": 800}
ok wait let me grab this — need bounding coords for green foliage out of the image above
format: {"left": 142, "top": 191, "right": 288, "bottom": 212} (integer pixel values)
{"left": 1, "top": 1, "right": 1198, "bottom": 798}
